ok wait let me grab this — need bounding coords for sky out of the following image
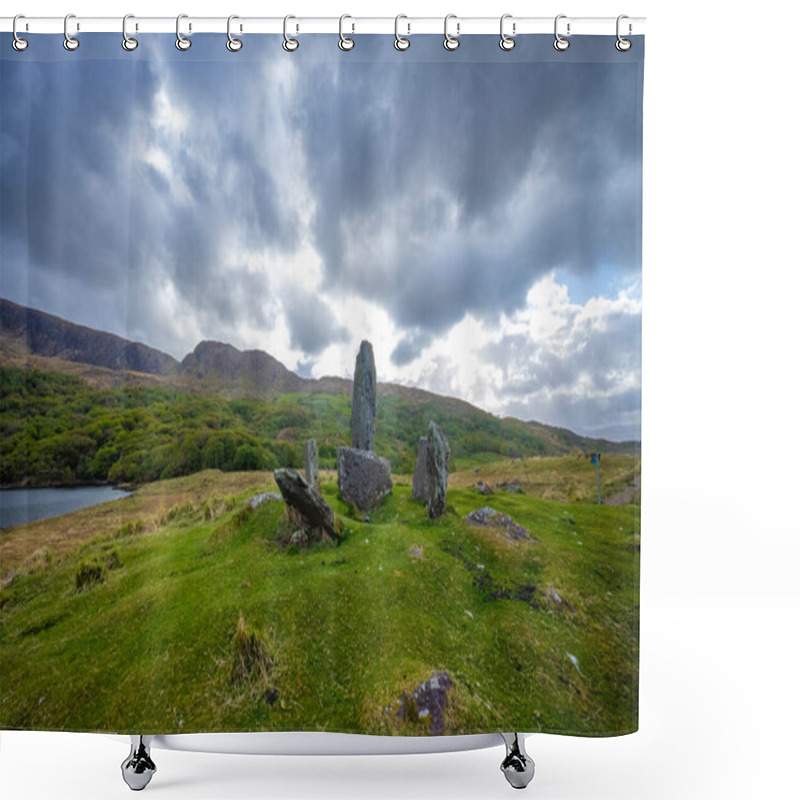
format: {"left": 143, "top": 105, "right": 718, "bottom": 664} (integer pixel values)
{"left": 0, "top": 34, "right": 643, "bottom": 441}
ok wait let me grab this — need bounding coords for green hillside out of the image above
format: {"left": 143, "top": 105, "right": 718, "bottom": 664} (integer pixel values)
{"left": 0, "top": 366, "right": 637, "bottom": 488}
{"left": 0, "top": 467, "right": 639, "bottom": 736}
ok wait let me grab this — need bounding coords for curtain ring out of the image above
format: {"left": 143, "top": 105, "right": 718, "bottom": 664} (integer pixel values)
{"left": 499, "top": 14, "right": 515, "bottom": 50}
{"left": 339, "top": 14, "right": 354, "bottom": 51}
{"left": 12, "top": 14, "right": 29, "bottom": 51}
{"left": 175, "top": 14, "right": 191, "bottom": 50}
{"left": 227, "top": 15, "right": 243, "bottom": 51}
{"left": 63, "top": 13, "right": 79, "bottom": 51}
{"left": 394, "top": 14, "right": 410, "bottom": 51}
{"left": 553, "top": 14, "right": 570, "bottom": 51}
{"left": 122, "top": 14, "right": 138, "bottom": 51}
{"left": 616, "top": 14, "right": 632, "bottom": 51}
{"left": 443, "top": 14, "right": 460, "bottom": 51}
{"left": 283, "top": 15, "right": 299, "bottom": 51}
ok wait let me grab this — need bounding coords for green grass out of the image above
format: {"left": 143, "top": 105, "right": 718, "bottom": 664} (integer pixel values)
{"left": 0, "top": 464, "right": 639, "bottom": 737}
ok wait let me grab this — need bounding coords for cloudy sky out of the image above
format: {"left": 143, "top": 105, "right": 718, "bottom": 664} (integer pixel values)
{"left": 1, "top": 34, "right": 643, "bottom": 441}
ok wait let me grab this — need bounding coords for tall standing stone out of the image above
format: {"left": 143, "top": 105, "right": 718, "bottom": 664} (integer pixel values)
{"left": 351, "top": 340, "right": 376, "bottom": 451}
{"left": 304, "top": 438, "right": 320, "bottom": 492}
{"left": 411, "top": 436, "right": 429, "bottom": 501}
{"left": 426, "top": 421, "right": 450, "bottom": 519}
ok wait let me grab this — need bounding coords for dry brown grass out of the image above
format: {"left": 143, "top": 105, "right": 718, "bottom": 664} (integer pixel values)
{"left": 448, "top": 454, "right": 640, "bottom": 504}
{"left": 0, "top": 470, "right": 275, "bottom": 576}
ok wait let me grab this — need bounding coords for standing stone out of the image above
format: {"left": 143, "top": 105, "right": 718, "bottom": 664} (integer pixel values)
{"left": 304, "top": 438, "right": 320, "bottom": 492}
{"left": 337, "top": 446, "right": 393, "bottom": 512}
{"left": 411, "top": 436, "right": 429, "bottom": 501}
{"left": 351, "top": 340, "right": 377, "bottom": 451}
{"left": 426, "top": 421, "right": 450, "bottom": 519}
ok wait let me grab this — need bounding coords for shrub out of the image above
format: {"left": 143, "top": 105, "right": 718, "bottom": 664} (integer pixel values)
{"left": 230, "top": 614, "right": 273, "bottom": 685}
{"left": 103, "top": 549, "right": 123, "bottom": 570}
{"left": 75, "top": 559, "right": 106, "bottom": 591}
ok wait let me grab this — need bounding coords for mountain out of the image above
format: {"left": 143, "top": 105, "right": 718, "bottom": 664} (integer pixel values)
{"left": 180, "top": 340, "right": 306, "bottom": 394}
{"left": 0, "top": 298, "right": 179, "bottom": 376}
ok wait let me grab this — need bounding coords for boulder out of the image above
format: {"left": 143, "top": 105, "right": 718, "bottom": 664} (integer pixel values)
{"left": 273, "top": 468, "right": 340, "bottom": 543}
{"left": 394, "top": 671, "right": 454, "bottom": 736}
{"left": 351, "top": 340, "right": 377, "bottom": 451}
{"left": 248, "top": 492, "right": 283, "bottom": 509}
{"left": 426, "top": 421, "right": 450, "bottom": 519}
{"left": 465, "top": 506, "right": 532, "bottom": 541}
{"left": 337, "top": 446, "right": 392, "bottom": 512}
{"left": 411, "top": 436, "right": 429, "bottom": 501}
{"left": 304, "top": 438, "right": 320, "bottom": 492}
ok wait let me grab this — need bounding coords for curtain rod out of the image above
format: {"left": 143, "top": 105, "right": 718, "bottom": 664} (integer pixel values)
{"left": 1, "top": 16, "right": 645, "bottom": 36}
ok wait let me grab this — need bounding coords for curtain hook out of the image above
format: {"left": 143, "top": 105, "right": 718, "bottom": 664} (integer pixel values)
{"left": 499, "top": 14, "right": 515, "bottom": 51}
{"left": 283, "top": 15, "right": 299, "bottom": 51}
{"left": 227, "top": 14, "right": 243, "bottom": 51}
{"left": 339, "top": 14, "right": 354, "bottom": 51}
{"left": 175, "top": 14, "right": 191, "bottom": 50}
{"left": 12, "top": 14, "right": 29, "bottom": 51}
{"left": 443, "top": 14, "right": 460, "bottom": 51}
{"left": 553, "top": 14, "right": 570, "bottom": 51}
{"left": 616, "top": 14, "right": 632, "bottom": 51}
{"left": 122, "top": 14, "right": 138, "bottom": 51}
{"left": 394, "top": 14, "right": 410, "bottom": 50}
{"left": 63, "top": 13, "right": 79, "bottom": 51}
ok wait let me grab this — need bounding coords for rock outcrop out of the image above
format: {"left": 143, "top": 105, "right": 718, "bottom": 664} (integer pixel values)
{"left": 465, "top": 506, "right": 532, "bottom": 541}
{"left": 394, "top": 671, "right": 454, "bottom": 736}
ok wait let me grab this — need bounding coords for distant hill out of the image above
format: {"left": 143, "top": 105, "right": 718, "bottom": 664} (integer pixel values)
{"left": 0, "top": 297, "right": 638, "bottom": 487}
{"left": 0, "top": 298, "right": 179, "bottom": 376}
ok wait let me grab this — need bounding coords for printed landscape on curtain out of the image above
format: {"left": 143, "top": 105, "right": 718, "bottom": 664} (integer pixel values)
{"left": 0, "top": 33, "right": 643, "bottom": 736}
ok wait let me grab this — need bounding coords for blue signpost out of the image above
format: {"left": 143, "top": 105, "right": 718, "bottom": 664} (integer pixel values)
{"left": 590, "top": 453, "right": 601, "bottom": 504}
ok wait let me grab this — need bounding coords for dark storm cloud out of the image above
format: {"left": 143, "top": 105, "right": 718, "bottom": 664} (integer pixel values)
{"left": 293, "top": 37, "right": 641, "bottom": 332}
{"left": 281, "top": 286, "right": 348, "bottom": 355}
{"left": 391, "top": 330, "right": 432, "bottom": 366}
{"left": 1, "top": 49, "right": 302, "bottom": 356}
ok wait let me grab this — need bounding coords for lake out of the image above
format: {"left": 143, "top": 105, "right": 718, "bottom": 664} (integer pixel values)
{"left": 0, "top": 486, "right": 131, "bottom": 529}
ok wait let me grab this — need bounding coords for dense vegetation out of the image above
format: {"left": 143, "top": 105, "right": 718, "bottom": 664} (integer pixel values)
{"left": 0, "top": 366, "right": 603, "bottom": 487}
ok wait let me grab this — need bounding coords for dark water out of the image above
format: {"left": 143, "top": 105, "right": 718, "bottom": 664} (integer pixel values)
{"left": 0, "top": 486, "right": 131, "bottom": 529}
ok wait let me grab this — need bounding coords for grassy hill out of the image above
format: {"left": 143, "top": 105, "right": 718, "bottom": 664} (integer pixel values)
{"left": 0, "top": 463, "right": 639, "bottom": 737}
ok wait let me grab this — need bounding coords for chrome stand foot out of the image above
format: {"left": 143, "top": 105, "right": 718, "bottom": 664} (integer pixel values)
{"left": 500, "top": 733, "right": 535, "bottom": 789}
{"left": 121, "top": 735, "right": 156, "bottom": 791}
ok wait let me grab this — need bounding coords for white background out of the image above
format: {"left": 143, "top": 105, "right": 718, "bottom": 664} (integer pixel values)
{"left": 2, "top": 1, "right": 799, "bottom": 798}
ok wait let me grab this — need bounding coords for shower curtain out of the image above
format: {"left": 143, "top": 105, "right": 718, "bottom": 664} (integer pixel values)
{"left": 0, "top": 28, "right": 643, "bottom": 739}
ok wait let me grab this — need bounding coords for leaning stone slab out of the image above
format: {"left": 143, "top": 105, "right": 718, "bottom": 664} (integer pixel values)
{"left": 337, "top": 446, "right": 392, "bottom": 512}
{"left": 426, "top": 421, "right": 450, "bottom": 519}
{"left": 351, "top": 340, "right": 377, "bottom": 451}
{"left": 274, "top": 468, "right": 340, "bottom": 543}
{"left": 304, "top": 438, "right": 320, "bottom": 492}
{"left": 411, "top": 436, "right": 429, "bottom": 501}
